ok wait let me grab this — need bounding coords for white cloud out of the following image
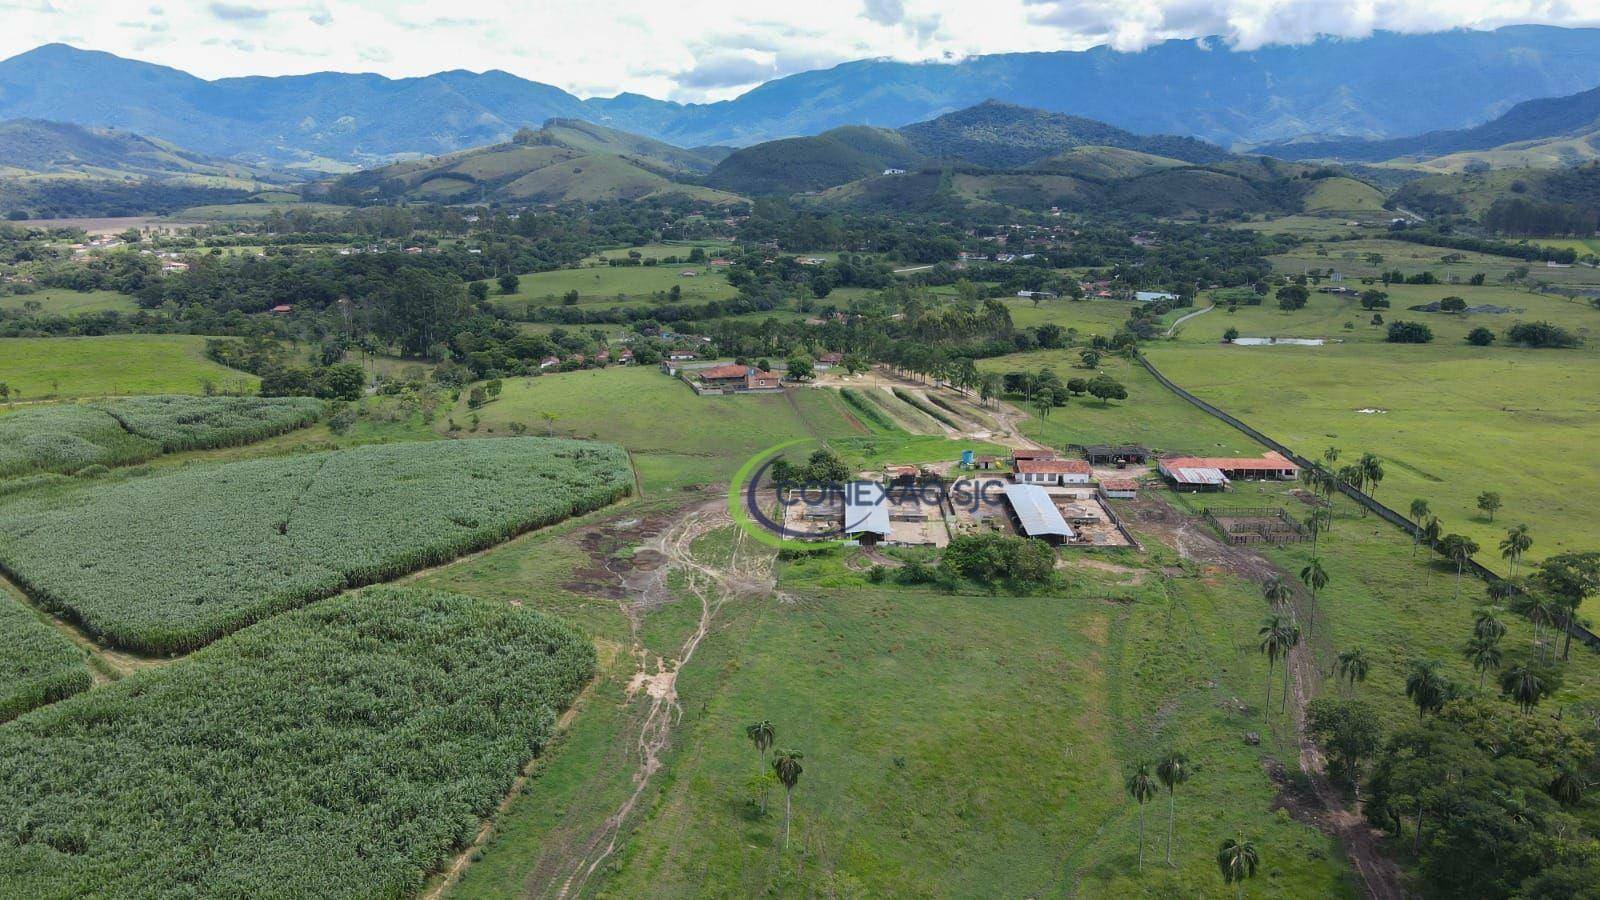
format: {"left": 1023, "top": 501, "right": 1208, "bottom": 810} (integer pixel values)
{"left": 0, "top": 0, "right": 1595, "bottom": 101}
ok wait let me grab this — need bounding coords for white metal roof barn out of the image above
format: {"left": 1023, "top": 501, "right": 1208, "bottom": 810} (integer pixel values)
{"left": 1003, "top": 484, "right": 1074, "bottom": 541}
{"left": 844, "top": 481, "right": 892, "bottom": 540}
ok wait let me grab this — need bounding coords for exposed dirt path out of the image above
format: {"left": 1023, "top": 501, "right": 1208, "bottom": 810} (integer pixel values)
{"left": 1164, "top": 303, "right": 1216, "bottom": 338}
{"left": 1124, "top": 494, "right": 1404, "bottom": 899}
{"left": 550, "top": 497, "right": 776, "bottom": 898}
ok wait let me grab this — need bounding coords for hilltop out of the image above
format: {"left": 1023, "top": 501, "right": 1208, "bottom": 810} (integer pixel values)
{"left": 318, "top": 120, "right": 743, "bottom": 206}
{"left": 706, "top": 102, "right": 1229, "bottom": 196}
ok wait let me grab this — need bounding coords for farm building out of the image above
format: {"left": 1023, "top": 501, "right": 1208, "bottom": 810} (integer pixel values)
{"left": 1014, "top": 458, "right": 1092, "bottom": 486}
{"left": 1158, "top": 452, "right": 1299, "bottom": 491}
{"left": 1101, "top": 478, "right": 1139, "bottom": 499}
{"left": 1002, "top": 484, "right": 1074, "bottom": 545}
{"left": 1135, "top": 291, "right": 1179, "bottom": 303}
{"left": 844, "top": 481, "right": 892, "bottom": 545}
{"left": 1083, "top": 444, "right": 1149, "bottom": 466}
{"left": 696, "top": 364, "right": 782, "bottom": 393}
{"left": 1011, "top": 449, "right": 1056, "bottom": 467}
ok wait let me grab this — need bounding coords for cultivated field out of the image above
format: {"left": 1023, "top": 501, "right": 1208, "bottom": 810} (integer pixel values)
{"left": 0, "top": 335, "right": 258, "bottom": 398}
{"left": 496, "top": 262, "right": 738, "bottom": 315}
{"left": 0, "top": 395, "right": 323, "bottom": 478}
{"left": 0, "top": 438, "right": 631, "bottom": 653}
{"left": 0, "top": 583, "right": 88, "bottom": 722}
{"left": 0, "top": 587, "right": 595, "bottom": 898}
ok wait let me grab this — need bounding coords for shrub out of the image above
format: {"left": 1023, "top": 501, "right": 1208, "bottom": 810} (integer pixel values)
{"left": 1507, "top": 320, "right": 1581, "bottom": 348}
{"left": 0, "top": 438, "right": 632, "bottom": 654}
{"left": 1467, "top": 326, "right": 1496, "bottom": 346}
{"left": 0, "top": 588, "right": 595, "bottom": 897}
{"left": 1386, "top": 321, "right": 1434, "bottom": 344}
{"left": 892, "top": 387, "right": 958, "bottom": 429}
{"left": 939, "top": 533, "right": 1056, "bottom": 589}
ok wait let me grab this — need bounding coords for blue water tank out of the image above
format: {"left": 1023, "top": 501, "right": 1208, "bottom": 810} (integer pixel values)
{"left": 961, "top": 450, "right": 975, "bottom": 466}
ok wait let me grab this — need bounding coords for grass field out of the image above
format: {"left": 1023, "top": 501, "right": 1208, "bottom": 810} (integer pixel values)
{"left": 0, "top": 335, "right": 257, "bottom": 399}
{"left": 1269, "top": 238, "right": 1600, "bottom": 289}
{"left": 170, "top": 200, "right": 351, "bottom": 221}
{"left": 1177, "top": 283, "right": 1598, "bottom": 346}
{"left": 495, "top": 263, "right": 739, "bottom": 315}
{"left": 1144, "top": 340, "right": 1600, "bottom": 564}
{"left": 582, "top": 242, "right": 731, "bottom": 264}
{"left": 454, "top": 366, "right": 863, "bottom": 491}
{"left": 0, "top": 289, "right": 138, "bottom": 316}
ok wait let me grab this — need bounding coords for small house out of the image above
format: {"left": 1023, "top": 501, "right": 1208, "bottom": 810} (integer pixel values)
{"left": 1101, "top": 478, "right": 1139, "bottom": 500}
{"left": 1014, "top": 458, "right": 1092, "bottom": 486}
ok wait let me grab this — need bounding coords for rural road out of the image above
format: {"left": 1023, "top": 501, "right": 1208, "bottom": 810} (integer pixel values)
{"left": 1164, "top": 303, "right": 1215, "bottom": 337}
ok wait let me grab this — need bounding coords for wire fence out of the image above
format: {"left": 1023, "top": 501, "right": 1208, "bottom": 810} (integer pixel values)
{"left": 1136, "top": 352, "right": 1600, "bottom": 651}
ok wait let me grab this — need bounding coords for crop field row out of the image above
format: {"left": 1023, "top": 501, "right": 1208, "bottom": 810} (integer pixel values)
{"left": 0, "top": 585, "right": 88, "bottom": 723}
{"left": 0, "top": 587, "right": 595, "bottom": 899}
{"left": 0, "top": 437, "right": 632, "bottom": 653}
{"left": 0, "top": 396, "right": 323, "bottom": 479}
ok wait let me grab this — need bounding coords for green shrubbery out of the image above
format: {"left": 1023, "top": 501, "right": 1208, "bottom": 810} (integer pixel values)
{"left": 0, "top": 587, "right": 595, "bottom": 898}
{"left": 839, "top": 388, "right": 893, "bottom": 430}
{"left": 892, "top": 387, "right": 958, "bottom": 428}
{"left": 0, "top": 437, "right": 631, "bottom": 653}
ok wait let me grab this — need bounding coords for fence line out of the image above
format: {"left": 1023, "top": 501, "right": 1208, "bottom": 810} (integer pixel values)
{"left": 1136, "top": 353, "right": 1600, "bottom": 651}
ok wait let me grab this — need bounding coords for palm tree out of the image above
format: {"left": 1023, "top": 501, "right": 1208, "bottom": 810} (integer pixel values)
{"left": 745, "top": 721, "right": 775, "bottom": 811}
{"left": 1217, "top": 834, "right": 1260, "bottom": 899}
{"left": 1420, "top": 516, "right": 1442, "bottom": 553}
{"left": 771, "top": 749, "right": 804, "bottom": 847}
{"left": 1409, "top": 499, "right": 1431, "bottom": 555}
{"left": 1405, "top": 660, "right": 1450, "bottom": 720}
{"left": 1259, "top": 616, "right": 1301, "bottom": 714}
{"left": 1513, "top": 588, "right": 1556, "bottom": 663}
{"left": 1322, "top": 446, "right": 1341, "bottom": 468}
{"left": 1335, "top": 647, "right": 1370, "bottom": 695}
{"left": 1156, "top": 752, "right": 1191, "bottom": 866}
{"left": 1261, "top": 575, "right": 1292, "bottom": 609}
{"left": 1500, "top": 665, "right": 1544, "bottom": 714}
{"left": 1473, "top": 606, "right": 1508, "bottom": 643}
{"left": 1358, "top": 452, "right": 1384, "bottom": 504}
{"left": 1305, "top": 508, "right": 1331, "bottom": 553}
{"left": 539, "top": 410, "right": 558, "bottom": 436}
{"left": 1125, "top": 762, "right": 1159, "bottom": 872}
{"left": 1462, "top": 635, "right": 1503, "bottom": 690}
{"left": 1439, "top": 535, "right": 1481, "bottom": 601}
{"left": 1299, "top": 558, "right": 1329, "bottom": 637}
{"left": 1549, "top": 767, "right": 1586, "bottom": 807}
{"left": 1500, "top": 525, "right": 1532, "bottom": 578}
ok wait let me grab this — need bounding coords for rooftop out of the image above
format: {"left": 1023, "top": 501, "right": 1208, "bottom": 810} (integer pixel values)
{"left": 1004, "top": 484, "right": 1074, "bottom": 539}
{"left": 1016, "top": 458, "right": 1091, "bottom": 475}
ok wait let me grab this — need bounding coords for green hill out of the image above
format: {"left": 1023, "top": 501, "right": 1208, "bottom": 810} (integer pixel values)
{"left": 899, "top": 101, "right": 1229, "bottom": 169}
{"left": 321, "top": 121, "right": 744, "bottom": 206}
{"left": 0, "top": 118, "right": 283, "bottom": 184}
{"left": 707, "top": 102, "right": 1230, "bottom": 196}
{"left": 704, "top": 126, "right": 917, "bottom": 195}
{"left": 1389, "top": 163, "right": 1600, "bottom": 230}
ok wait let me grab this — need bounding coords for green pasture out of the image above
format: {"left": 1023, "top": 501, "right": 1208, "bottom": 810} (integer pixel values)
{"left": 452, "top": 366, "right": 863, "bottom": 491}
{"left": 0, "top": 335, "right": 257, "bottom": 399}
{"left": 0, "top": 289, "right": 138, "bottom": 316}
{"left": 1144, "top": 341, "right": 1600, "bottom": 562}
{"left": 1270, "top": 238, "right": 1600, "bottom": 288}
{"left": 495, "top": 263, "right": 739, "bottom": 314}
{"left": 1177, "top": 283, "right": 1599, "bottom": 346}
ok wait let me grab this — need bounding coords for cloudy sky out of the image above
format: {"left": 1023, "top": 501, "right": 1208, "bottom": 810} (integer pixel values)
{"left": 2, "top": 0, "right": 1597, "bottom": 101}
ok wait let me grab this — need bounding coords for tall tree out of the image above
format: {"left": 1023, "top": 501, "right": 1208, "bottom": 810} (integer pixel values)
{"left": 1125, "top": 762, "right": 1159, "bottom": 872}
{"left": 1462, "top": 635, "right": 1503, "bottom": 690}
{"left": 1408, "top": 499, "right": 1431, "bottom": 555}
{"left": 744, "top": 721, "right": 775, "bottom": 811}
{"left": 1299, "top": 558, "right": 1329, "bottom": 638}
{"left": 1404, "top": 660, "right": 1450, "bottom": 720}
{"left": 1217, "top": 835, "right": 1260, "bottom": 900}
{"left": 1359, "top": 453, "right": 1385, "bottom": 505}
{"left": 1335, "top": 647, "right": 1370, "bottom": 695}
{"left": 1532, "top": 552, "right": 1600, "bottom": 660}
{"left": 1259, "top": 615, "right": 1301, "bottom": 714}
{"left": 1156, "top": 752, "right": 1191, "bottom": 867}
{"left": 1476, "top": 491, "right": 1503, "bottom": 522}
{"left": 771, "top": 749, "right": 804, "bottom": 848}
{"left": 1499, "top": 665, "right": 1544, "bottom": 714}
{"left": 1261, "top": 575, "right": 1292, "bottom": 609}
{"left": 1500, "top": 524, "right": 1532, "bottom": 578}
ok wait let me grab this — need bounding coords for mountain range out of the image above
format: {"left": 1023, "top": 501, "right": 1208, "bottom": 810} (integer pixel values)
{"left": 1262, "top": 84, "right": 1600, "bottom": 170}
{"left": 5, "top": 27, "right": 1600, "bottom": 166}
